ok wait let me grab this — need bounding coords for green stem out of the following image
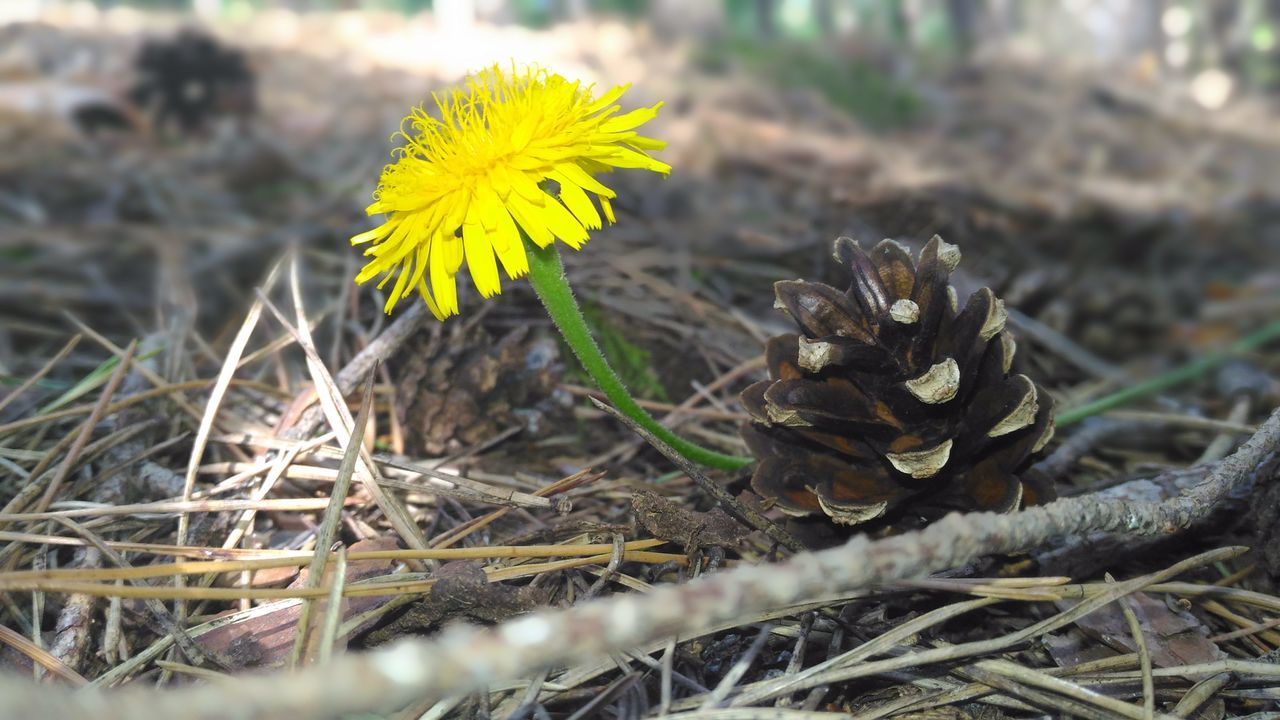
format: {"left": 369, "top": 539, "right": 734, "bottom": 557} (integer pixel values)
{"left": 1055, "top": 320, "right": 1280, "bottom": 428}
{"left": 524, "top": 237, "right": 752, "bottom": 470}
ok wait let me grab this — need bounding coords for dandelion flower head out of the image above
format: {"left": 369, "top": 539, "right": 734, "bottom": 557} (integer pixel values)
{"left": 351, "top": 64, "right": 669, "bottom": 319}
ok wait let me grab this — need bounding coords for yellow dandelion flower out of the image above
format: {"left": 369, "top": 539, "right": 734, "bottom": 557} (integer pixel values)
{"left": 350, "top": 64, "right": 670, "bottom": 319}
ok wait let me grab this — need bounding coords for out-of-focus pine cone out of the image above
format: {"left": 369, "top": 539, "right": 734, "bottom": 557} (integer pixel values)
{"left": 129, "top": 30, "right": 256, "bottom": 133}
{"left": 1002, "top": 265, "right": 1180, "bottom": 363}
{"left": 395, "top": 324, "right": 564, "bottom": 457}
{"left": 740, "top": 235, "right": 1056, "bottom": 527}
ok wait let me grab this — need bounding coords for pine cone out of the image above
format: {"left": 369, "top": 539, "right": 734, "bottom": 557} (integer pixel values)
{"left": 395, "top": 324, "right": 565, "bottom": 457}
{"left": 740, "top": 235, "right": 1056, "bottom": 527}
{"left": 130, "top": 30, "right": 256, "bottom": 133}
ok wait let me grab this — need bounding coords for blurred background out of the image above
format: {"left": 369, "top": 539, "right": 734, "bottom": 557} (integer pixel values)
{"left": 1, "top": 0, "right": 1279, "bottom": 466}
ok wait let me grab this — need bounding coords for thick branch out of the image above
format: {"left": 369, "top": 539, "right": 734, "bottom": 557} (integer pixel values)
{"left": 4, "top": 408, "right": 1277, "bottom": 720}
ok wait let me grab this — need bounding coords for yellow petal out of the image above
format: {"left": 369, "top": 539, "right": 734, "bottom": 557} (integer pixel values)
{"left": 602, "top": 146, "right": 671, "bottom": 173}
{"left": 584, "top": 84, "right": 628, "bottom": 114}
{"left": 367, "top": 211, "right": 425, "bottom": 267}
{"left": 384, "top": 212, "right": 430, "bottom": 299}
{"left": 502, "top": 166, "right": 544, "bottom": 205}
{"left": 486, "top": 167, "right": 512, "bottom": 199}
{"left": 506, "top": 195, "right": 554, "bottom": 248}
{"left": 441, "top": 233, "right": 464, "bottom": 274}
{"left": 404, "top": 234, "right": 433, "bottom": 299}
{"left": 600, "top": 102, "right": 662, "bottom": 133}
{"left": 351, "top": 218, "right": 397, "bottom": 246}
{"left": 510, "top": 118, "right": 534, "bottom": 151}
{"left": 441, "top": 189, "right": 469, "bottom": 231}
{"left": 556, "top": 180, "right": 602, "bottom": 231}
{"left": 474, "top": 185, "right": 506, "bottom": 234}
{"left": 491, "top": 206, "right": 529, "bottom": 279}
{"left": 554, "top": 163, "right": 616, "bottom": 198}
{"left": 626, "top": 135, "right": 666, "bottom": 151}
{"left": 416, "top": 280, "right": 445, "bottom": 321}
{"left": 384, "top": 263, "right": 413, "bottom": 314}
{"left": 507, "top": 154, "right": 546, "bottom": 171}
{"left": 463, "top": 217, "right": 501, "bottom": 298}
{"left": 355, "top": 253, "right": 388, "bottom": 284}
{"left": 532, "top": 192, "right": 589, "bottom": 248}
{"left": 359, "top": 219, "right": 407, "bottom": 255}
{"left": 430, "top": 238, "right": 458, "bottom": 318}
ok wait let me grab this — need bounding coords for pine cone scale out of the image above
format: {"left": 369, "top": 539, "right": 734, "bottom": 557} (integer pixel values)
{"left": 774, "top": 281, "right": 877, "bottom": 344}
{"left": 957, "top": 460, "right": 1023, "bottom": 513}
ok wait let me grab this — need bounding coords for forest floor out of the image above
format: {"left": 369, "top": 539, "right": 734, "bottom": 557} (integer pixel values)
{"left": 3, "top": 9, "right": 1280, "bottom": 718}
